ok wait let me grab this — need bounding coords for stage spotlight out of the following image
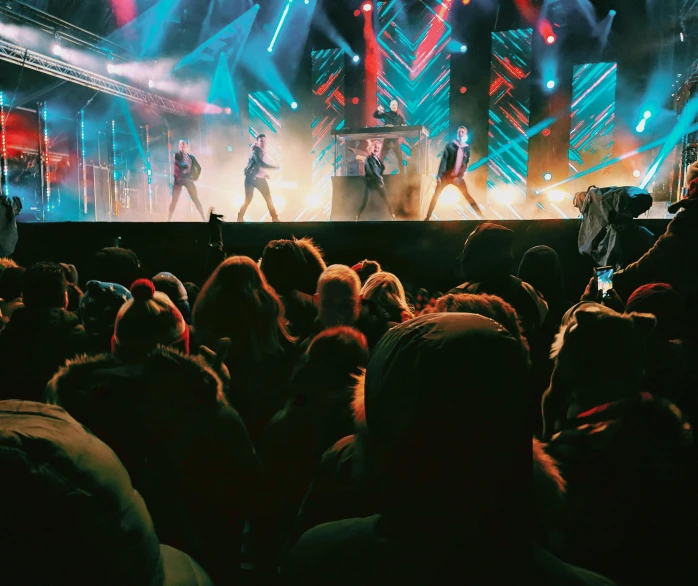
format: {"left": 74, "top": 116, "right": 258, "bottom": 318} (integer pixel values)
{"left": 633, "top": 169, "right": 641, "bottom": 178}
{"left": 543, "top": 172, "right": 552, "bottom": 181}
{"left": 459, "top": 86, "right": 467, "bottom": 94}
{"left": 643, "top": 110, "right": 652, "bottom": 119}
{"left": 542, "top": 128, "right": 551, "bottom": 137}
{"left": 352, "top": 55, "right": 360, "bottom": 63}
{"left": 354, "top": 9, "right": 360, "bottom": 16}
{"left": 291, "top": 101, "right": 298, "bottom": 109}
{"left": 362, "top": 2, "right": 372, "bottom": 12}
{"left": 545, "top": 34, "right": 556, "bottom": 45}
{"left": 51, "top": 43, "right": 62, "bottom": 56}
{"left": 352, "top": 97, "right": 360, "bottom": 104}
{"left": 305, "top": 0, "right": 309, "bottom": 3}
{"left": 636, "top": 120, "right": 646, "bottom": 133}
{"left": 609, "top": 9, "right": 616, "bottom": 16}
{"left": 495, "top": 189, "right": 516, "bottom": 205}
{"left": 546, "top": 79, "right": 556, "bottom": 89}
{"left": 534, "top": 190, "right": 541, "bottom": 195}
{"left": 462, "top": 0, "right": 471, "bottom": 4}
{"left": 226, "top": 145, "right": 233, "bottom": 152}
{"left": 107, "top": 64, "right": 115, "bottom": 74}
{"left": 460, "top": 44, "right": 467, "bottom": 53}
{"left": 148, "top": 80, "right": 154, "bottom": 88}
{"left": 547, "top": 189, "right": 567, "bottom": 202}
{"left": 224, "top": 107, "right": 232, "bottom": 115}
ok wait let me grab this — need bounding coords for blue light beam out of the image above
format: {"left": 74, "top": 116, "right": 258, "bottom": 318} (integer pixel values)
{"left": 269, "top": 0, "right": 294, "bottom": 53}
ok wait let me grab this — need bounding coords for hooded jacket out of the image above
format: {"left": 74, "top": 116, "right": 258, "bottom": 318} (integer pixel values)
{"left": 45, "top": 347, "right": 261, "bottom": 585}
{"left": 437, "top": 141, "right": 471, "bottom": 179}
{"left": 0, "top": 400, "right": 212, "bottom": 586}
{"left": 0, "top": 306, "right": 89, "bottom": 402}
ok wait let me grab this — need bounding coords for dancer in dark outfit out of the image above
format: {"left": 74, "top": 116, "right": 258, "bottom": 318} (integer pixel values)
{"left": 168, "top": 139, "right": 206, "bottom": 222}
{"left": 373, "top": 99, "right": 407, "bottom": 174}
{"left": 239, "top": 134, "right": 280, "bottom": 222}
{"left": 424, "top": 126, "right": 483, "bottom": 220}
{"left": 357, "top": 141, "right": 396, "bottom": 221}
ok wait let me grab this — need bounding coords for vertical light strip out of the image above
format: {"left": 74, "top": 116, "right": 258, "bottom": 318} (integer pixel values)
{"left": 0, "top": 92, "right": 8, "bottom": 197}
{"left": 268, "top": 0, "right": 293, "bottom": 53}
{"left": 145, "top": 124, "right": 152, "bottom": 213}
{"left": 80, "top": 109, "right": 87, "bottom": 214}
{"left": 111, "top": 119, "right": 118, "bottom": 217}
{"left": 42, "top": 103, "right": 51, "bottom": 211}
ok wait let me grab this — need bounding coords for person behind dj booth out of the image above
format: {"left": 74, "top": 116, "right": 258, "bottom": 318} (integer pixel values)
{"left": 372, "top": 99, "right": 407, "bottom": 174}
{"left": 356, "top": 140, "right": 396, "bottom": 222}
{"left": 425, "top": 126, "right": 483, "bottom": 220}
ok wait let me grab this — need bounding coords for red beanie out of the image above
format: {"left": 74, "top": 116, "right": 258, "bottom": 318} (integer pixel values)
{"left": 626, "top": 283, "right": 685, "bottom": 324}
{"left": 111, "top": 278, "right": 189, "bottom": 361}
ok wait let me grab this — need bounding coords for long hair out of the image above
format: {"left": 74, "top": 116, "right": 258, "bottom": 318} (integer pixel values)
{"left": 193, "top": 256, "right": 295, "bottom": 361}
{"left": 360, "top": 271, "right": 414, "bottom": 322}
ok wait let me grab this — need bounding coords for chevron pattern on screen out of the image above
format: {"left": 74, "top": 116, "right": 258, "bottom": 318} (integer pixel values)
{"left": 376, "top": 0, "right": 451, "bottom": 175}
{"left": 569, "top": 62, "right": 617, "bottom": 177}
{"left": 487, "top": 28, "right": 533, "bottom": 199}
{"left": 310, "top": 49, "right": 345, "bottom": 221}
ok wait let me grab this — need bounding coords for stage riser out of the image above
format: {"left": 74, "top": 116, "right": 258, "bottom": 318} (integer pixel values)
{"left": 14, "top": 219, "right": 670, "bottom": 298}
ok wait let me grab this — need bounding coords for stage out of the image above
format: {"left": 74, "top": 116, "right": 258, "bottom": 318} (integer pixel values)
{"left": 13, "top": 217, "right": 671, "bottom": 299}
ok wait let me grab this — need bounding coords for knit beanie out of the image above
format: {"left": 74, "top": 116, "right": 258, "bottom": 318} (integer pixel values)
{"left": 626, "top": 283, "right": 685, "bottom": 334}
{"left": 79, "top": 280, "right": 132, "bottom": 340}
{"left": 153, "top": 272, "right": 191, "bottom": 323}
{"left": 112, "top": 279, "right": 189, "bottom": 361}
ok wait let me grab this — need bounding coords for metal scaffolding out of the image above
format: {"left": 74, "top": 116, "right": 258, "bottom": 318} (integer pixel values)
{"left": 0, "top": 39, "right": 190, "bottom": 115}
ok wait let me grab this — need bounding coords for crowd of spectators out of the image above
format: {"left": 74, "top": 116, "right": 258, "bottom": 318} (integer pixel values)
{"left": 2, "top": 184, "right": 698, "bottom": 584}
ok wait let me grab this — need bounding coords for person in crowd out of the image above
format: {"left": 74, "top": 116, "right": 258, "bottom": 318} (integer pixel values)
{"left": 153, "top": 271, "right": 192, "bottom": 323}
{"left": 283, "top": 313, "right": 537, "bottom": 584}
{"left": 0, "top": 195, "right": 22, "bottom": 257}
{"left": 449, "top": 222, "right": 548, "bottom": 339}
{"left": 261, "top": 239, "right": 320, "bottom": 340}
{"left": 0, "top": 265, "right": 25, "bottom": 319}
{"left": 422, "top": 292, "right": 527, "bottom": 350}
{"left": 541, "top": 301, "right": 698, "bottom": 585}
{"left": 352, "top": 259, "right": 382, "bottom": 285}
{"left": 0, "top": 400, "right": 214, "bottom": 586}
{"left": 0, "top": 256, "right": 19, "bottom": 272}
{"left": 251, "top": 326, "right": 369, "bottom": 577}
{"left": 360, "top": 271, "right": 414, "bottom": 323}
{"left": 414, "top": 287, "right": 430, "bottom": 313}
{"left": 78, "top": 280, "right": 132, "bottom": 354}
{"left": 183, "top": 281, "right": 201, "bottom": 308}
{"left": 60, "top": 262, "right": 79, "bottom": 287}
{"left": 0, "top": 261, "right": 89, "bottom": 401}
{"left": 193, "top": 255, "right": 298, "bottom": 442}
{"left": 84, "top": 246, "right": 141, "bottom": 289}
{"left": 65, "top": 282, "right": 83, "bottom": 313}
{"left": 46, "top": 278, "right": 260, "bottom": 585}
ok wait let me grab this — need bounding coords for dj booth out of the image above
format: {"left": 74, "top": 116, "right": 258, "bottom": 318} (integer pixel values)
{"left": 331, "top": 125, "right": 433, "bottom": 221}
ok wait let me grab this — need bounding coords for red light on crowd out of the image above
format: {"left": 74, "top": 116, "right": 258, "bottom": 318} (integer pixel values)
{"left": 352, "top": 97, "right": 360, "bottom": 104}
{"left": 542, "top": 128, "right": 551, "bottom": 137}
{"left": 459, "top": 86, "right": 467, "bottom": 94}
{"left": 545, "top": 34, "right": 556, "bottom": 45}
{"left": 354, "top": 9, "right": 360, "bottom": 16}
{"left": 362, "top": 2, "right": 372, "bottom": 12}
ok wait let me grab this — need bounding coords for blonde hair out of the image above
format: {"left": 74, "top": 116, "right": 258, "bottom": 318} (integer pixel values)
{"left": 193, "top": 256, "right": 295, "bottom": 360}
{"left": 360, "top": 272, "right": 414, "bottom": 322}
{"left": 318, "top": 264, "right": 361, "bottom": 298}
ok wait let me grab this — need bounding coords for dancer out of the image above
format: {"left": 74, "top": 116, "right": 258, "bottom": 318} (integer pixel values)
{"left": 239, "top": 134, "right": 280, "bottom": 222}
{"left": 357, "top": 140, "right": 396, "bottom": 221}
{"left": 373, "top": 99, "right": 407, "bottom": 174}
{"left": 424, "top": 126, "right": 482, "bottom": 220}
{"left": 168, "top": 139, "right": 206, "bottom": 222}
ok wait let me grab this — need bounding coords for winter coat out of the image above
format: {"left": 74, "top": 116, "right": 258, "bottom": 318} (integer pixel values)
{"left": 0, "top": 399, "right": 212, "bottom": 586}
{"left": 0, "top": 306, "right": 89, "bottom": 401}
{"left": 44, "top": 347, "right": 261, "bottom": 585}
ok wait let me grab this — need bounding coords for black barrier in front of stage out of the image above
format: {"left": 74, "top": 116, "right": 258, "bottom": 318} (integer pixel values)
{"left": 331, "top": 175, "right": 432, "bottom": 221}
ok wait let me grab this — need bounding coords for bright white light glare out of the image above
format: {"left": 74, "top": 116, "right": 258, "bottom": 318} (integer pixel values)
{"left": 107, "top": 64, "right": 114, "bottom": 74}
{"left": 148, "top": 80, "right": 154, "bottom": 88}
{"left": 543, "top": 172, "right": 553, "bottom": 181}
{"left": 546, "top": 79, "right": 556, "bottom": 89}
{"left": 633, "top": 169, "right": 641, "bottom": 178}
{"left": 441, "top": 186, "right": 460, "bottom": 205}
{"left": 546, "top": 35, "right": 556, "bottom": 44}
{"left": 306, "top": 192, "right": 323, "bottom": 208}
{"left": 268, "top": 2, "right": 292, "bottom": 52}
{"left": 535, "top": 189, "right": 541, "bottom": 195}
{"left": 547, "top": 189, "right": 567, "bottom": 202}
{"left": 362, "top": 2, "right": 372, "bottom": 11}
{"left": 643, "top": 110, "right": 652, "bottom": 119}
{"left": 460, "top": 45, "right": 467, "bottom": 53}
{"left": 272, "top": 195, "right": 286, "bottom": 211}
{"left": 680, "top": 32, "right": 685, "bottom": 42}
{"left": 291, "top": 101, "right": 298, "bottom": 109}
{"left": 636, "top": 119, "right": 646, "bottom": 133}
{"left": 495, "top": 188, "right": 517, "bottom": 205}
{"left": 352, "top": 55, "right": 360, "bottom": 63}
{"left": 51, "top": 44, "right": 62, "bottom": 56}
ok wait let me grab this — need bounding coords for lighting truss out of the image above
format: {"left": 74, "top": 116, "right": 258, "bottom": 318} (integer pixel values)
{"left": 0, "top": 39, "right": 190, "bottom": 114}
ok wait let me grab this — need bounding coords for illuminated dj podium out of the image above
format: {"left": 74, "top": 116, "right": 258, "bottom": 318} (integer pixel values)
{"left": 331, "top": 125, "right": 432, "bottom": 221}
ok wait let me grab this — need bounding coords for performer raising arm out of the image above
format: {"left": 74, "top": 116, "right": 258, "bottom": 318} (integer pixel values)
{"left": 239, "top": 134, "right": 280, "bottom": 222}
{"left": 424, "top": 126, "right": 482, "bottom": 220}
{"left": 168, "top": 138, "right": 206, "bottom": 222}
{"left": 357, "top": 140, "right": 396, "bottom": 221}
{"left": 373, "top": 99, "right": 407, "bottom": 174}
